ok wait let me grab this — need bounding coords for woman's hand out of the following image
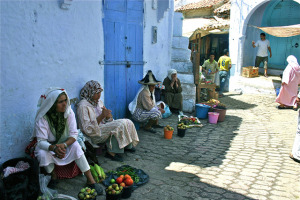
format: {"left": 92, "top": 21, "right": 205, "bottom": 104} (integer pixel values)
{"left": 159, "top": 108, "right": 165, "bottom": 114}
{"left": 54, "top": 144, "right": 66, "bottom": 159}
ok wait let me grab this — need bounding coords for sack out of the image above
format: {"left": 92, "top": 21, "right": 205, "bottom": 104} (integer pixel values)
{"left": 0, "top": 157, "right": 40, "bottom": 200}
{"left": 162, "top": 105, "right": 172, "bottom": 119}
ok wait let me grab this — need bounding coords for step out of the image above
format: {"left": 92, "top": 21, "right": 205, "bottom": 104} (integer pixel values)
{"left": 181, "top": 83, "right": 196, "bottom": 96}
{"left": 173, "top": 12, "right": 183, "bottom": 37}
{"left": 171, "top": 48, "right": 191, "bottom": 62}
{"left": 183, "top": 99, "right": 195, "bottom": 113}
{"left": 171, "top": 61, "right": 193, "bottom": 73}
{"left": 177, "top": 72, "right": 194, "bottom": 84}
{"left": 172, "top": 36, "right": 189, "bottom": 49}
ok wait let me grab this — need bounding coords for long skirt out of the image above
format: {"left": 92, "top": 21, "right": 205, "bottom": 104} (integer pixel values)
{"left": 292, "top": 111, "right": 300, "bottom": 160}
{"left": 35, "top": 141, "right": 84, "bottom": 167}
{"left": 89, "top": 119, "right": 139, "bottom": 150}
{"left": 164, "top": 92, "right": 183, "bottom": 110}
{"left": 132, "top": 107, "right": 162, "bottom": 122}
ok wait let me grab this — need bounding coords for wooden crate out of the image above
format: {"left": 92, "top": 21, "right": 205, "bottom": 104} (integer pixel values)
{"left": 242, "top": 66, "right": 259, "bottom": 78}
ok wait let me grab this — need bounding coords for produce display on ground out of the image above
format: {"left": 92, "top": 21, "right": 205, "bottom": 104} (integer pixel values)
{"left": 203, "top": 99, "right": 227, "bottom": 109}
{"left": 178, "top": 115, "right": 203, "bottom": 128}
{"left": 90, "top": 164, "right": 106, "bottom": 183}
{"left": 103, "top": 165, "right": 149, "bottom": 190}
{"left": 77, "top": 187, "right": 97, "bottom": 200}
{"left": 164, "top": 125, "right": 174, "bottom": 131}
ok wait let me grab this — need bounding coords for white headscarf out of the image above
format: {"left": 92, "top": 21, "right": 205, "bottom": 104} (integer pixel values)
{"left": 168, "top": 69, "right": 177, "bottom": 80}
{"left": 128, "top": 85, "right": 156, "bottom": 115}
{"left": 34, "top": 87, "right": 71, "bottom": 122}
{"left": 287, "top": 55, "right": 300, "bottom": 72}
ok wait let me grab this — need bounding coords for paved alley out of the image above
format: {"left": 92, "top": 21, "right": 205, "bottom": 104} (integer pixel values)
{"left": 57, "top": 93, "right": 300, "bottom": 200}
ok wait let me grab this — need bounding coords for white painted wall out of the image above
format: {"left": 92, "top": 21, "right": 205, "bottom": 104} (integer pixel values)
{"left": 0, "top": 0, "right": 176, "bottom": 163}
{"left": 143, "top": 0, "right": 174, "bottom": 81}
{"left": 0, "top": 0, "right": 104, "bottom": 163}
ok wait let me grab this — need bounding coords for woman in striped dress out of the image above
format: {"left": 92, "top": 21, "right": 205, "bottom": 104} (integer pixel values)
{"left": 130, "top": 70, "right": 165, "bottom": 133}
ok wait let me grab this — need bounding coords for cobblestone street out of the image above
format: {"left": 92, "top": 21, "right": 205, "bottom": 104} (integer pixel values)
{"left": 58, "top": 93, "right": 300, "bottom": 200}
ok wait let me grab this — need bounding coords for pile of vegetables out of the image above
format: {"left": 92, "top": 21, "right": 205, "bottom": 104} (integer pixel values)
{"left": 78, "top": 187, "right": 97, "bottom": 200}
{"left": 90, "top": 164, "right": 106, "bottom": 183}
{"left": 105, "top": 183, "right": 123, "bottom": 196}
{"left": 164, "top": 125, "right": 174, "bottom": 131}
{"left": 108, "top": 166, "right": 140, "bottom": 184}
{"left": 179, "top": 116, "right": 200, "bottom": 125}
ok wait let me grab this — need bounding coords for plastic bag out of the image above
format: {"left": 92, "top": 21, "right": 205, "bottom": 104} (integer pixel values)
{"left": 39, "top": 174, "right": 58, "bottom": 200}
{"left": 162, "top": 104, "right": 172, "bottom": 119}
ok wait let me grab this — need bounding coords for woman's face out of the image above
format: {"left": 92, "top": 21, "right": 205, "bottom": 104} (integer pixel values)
{"left": 148, "top": 85, "right": 155, "bottom": 92}
{"left": 92, "top": 91, "right": 101, "bottom": 102}
{"left": 171, "top": 73, "right": 177, "bottom": 79}
{"left": 56, "top": 94, "right": 67, "bottom": 113}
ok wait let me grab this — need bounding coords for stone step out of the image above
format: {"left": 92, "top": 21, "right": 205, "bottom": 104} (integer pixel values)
{"left": 183, "top": 99, "right": 195, "bottom": 113}
{"left": 171, "top": 61, "right": 193, "bottom": 73}
{"left": 172, "top": 36, "right": 189, "bottom": 49}
{"left": 171, "top": 48, "right": 191, "bottom": 62}
{"left": 177, "top": 72, "right": 194, "bottom": 84}
{"left": 181, "top": 83, "right": 196, "bottom": 96}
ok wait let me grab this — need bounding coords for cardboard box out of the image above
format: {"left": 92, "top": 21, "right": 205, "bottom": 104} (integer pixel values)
{"left": 242, "top": 66, "right": 259, "bottom": 78}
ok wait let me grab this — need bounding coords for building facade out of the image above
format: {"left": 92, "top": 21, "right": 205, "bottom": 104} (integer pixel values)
{"left": 0, "top": 0, "right": 182, "bottom": 163}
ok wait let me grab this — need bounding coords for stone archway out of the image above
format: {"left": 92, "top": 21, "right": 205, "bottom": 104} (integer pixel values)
{"left": 238, "top": 0, "right": 300, "bottom": 76}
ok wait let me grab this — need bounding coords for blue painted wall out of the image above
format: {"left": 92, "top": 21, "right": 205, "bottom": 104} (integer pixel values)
{"left": 0, "top": 0, "right": 104, "bottom": 164}
{"left": 261, "top": 0, "right": 300, "bottom": 69}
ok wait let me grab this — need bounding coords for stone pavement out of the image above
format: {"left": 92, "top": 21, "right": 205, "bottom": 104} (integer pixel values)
{"left": 56, "top": 93, "right": 300, "bottom": 200}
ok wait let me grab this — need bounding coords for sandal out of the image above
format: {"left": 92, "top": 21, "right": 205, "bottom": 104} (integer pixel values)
{"left": 276, "top": 105, "right": 289, "bottom": 109}
{"left": 144, "top": 127, "right": 157, "bottom": 133}
{"left": 105, "top": 152, "right": 123, "bottom": 162}
{"left": 87, "top": 183, "right": 103, "bottom": 195}
{"left": 289, "top": 153, "right": 300, "bottom": 163}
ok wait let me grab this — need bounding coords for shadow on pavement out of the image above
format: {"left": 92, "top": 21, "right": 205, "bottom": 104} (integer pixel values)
{"left": 221, "top": 96, "right": 257, "bottom": 110}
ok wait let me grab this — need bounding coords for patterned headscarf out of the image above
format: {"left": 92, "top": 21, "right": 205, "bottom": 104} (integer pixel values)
{"left": 80, "top": 80, "right": 103, "bottom": 107}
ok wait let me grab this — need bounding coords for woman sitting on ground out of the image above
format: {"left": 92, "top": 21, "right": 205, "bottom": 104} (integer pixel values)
{"left": 276, "top": 55, "right": 300, "bottom": 110}
{"left": 130, "top": 70, "right": 165, "bottom": 133}
{"left": 33, "top": 88, "right": 102, "bottom": 194}
{"left": 77, "top": 80, "right": 139, "bottom": 162}
{"left": 163, "top": 69, "right": 183, "bottom": 115}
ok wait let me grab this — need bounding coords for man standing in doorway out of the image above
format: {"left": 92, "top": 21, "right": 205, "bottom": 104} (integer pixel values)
{"left": 218, "top": 49, "right": 231, "bottom": 98}
{"left": 252, "top": 33, "right": 272, "bottom": 78}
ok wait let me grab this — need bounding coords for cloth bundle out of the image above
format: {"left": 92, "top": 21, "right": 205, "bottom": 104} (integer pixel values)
{"left": 3, "top": 161, "right": 30, "bottom": 178}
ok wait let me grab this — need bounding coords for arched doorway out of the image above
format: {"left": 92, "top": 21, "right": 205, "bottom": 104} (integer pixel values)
{"left": 241, "top": 0, "right": 300, "bottom": 74}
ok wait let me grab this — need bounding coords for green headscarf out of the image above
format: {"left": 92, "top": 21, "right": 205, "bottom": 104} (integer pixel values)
{"left": 45, "top": 92, "right": 67, "bottom": 144}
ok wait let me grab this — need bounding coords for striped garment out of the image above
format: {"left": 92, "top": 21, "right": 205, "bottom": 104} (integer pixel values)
{"left": 132, "top": 107, "right": 162, "bottom": 122}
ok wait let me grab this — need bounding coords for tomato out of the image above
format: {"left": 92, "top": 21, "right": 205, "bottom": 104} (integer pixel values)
{"left": 124, "top": 178, "right": 134, "bottom": 186}
{"left": 116, "top": 177, "right": 123, "bottom": 184}
{"left": 124, "top": 174, "right": 131, "bottom": 180}
{"left": 120, "top": 182, "right": 126, "bottom": 187}
{"left": 119, "top": 175, "right": 124, "bottom": 180}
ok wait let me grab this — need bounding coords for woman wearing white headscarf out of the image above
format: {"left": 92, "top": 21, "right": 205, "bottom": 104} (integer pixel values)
{"left": 276, "top": 55, "right": 300, "bottom": 110}
{"left": 33, "top": 87, "right": 102, "bottom": 194}
{"left": 77, "top": 80, "right": 139, "bottom": 162}
{"left": 130, "top": 70, "right": 165, "bottom": 133}
{"left": 163, "top": 69, "right": 183, "bottom": 115}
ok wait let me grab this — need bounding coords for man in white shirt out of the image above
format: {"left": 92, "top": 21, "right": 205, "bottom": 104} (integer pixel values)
{"left": 252, "top": 33, "right": 272, "bottom": 78}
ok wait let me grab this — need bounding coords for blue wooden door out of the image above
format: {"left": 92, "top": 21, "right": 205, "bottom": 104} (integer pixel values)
{"left": 262, "top": 0, "right": 300, "bottom": 69}
{"left": 103, "top": 0, "right": 143, "bottom": 119}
